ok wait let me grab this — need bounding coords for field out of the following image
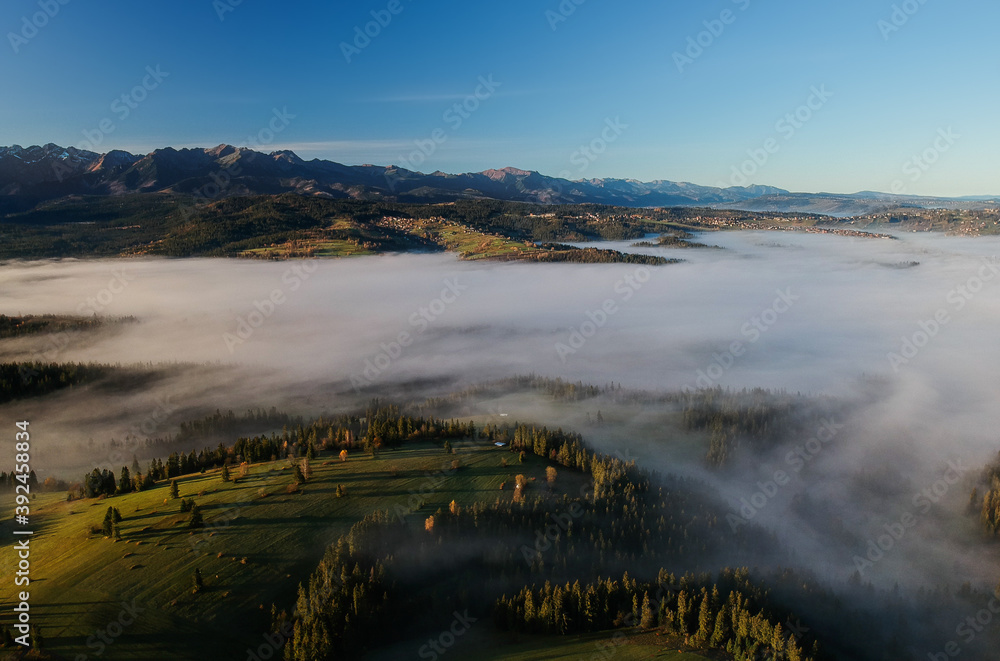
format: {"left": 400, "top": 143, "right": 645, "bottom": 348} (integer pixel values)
{"left": 370, "top": 628, "right": 722, "bottom": 661}
{"left": 408, "top": 217, "right": 543, "bottom": 260}
{"left": 0, "top": 438, "right": 593, "bottom": 660}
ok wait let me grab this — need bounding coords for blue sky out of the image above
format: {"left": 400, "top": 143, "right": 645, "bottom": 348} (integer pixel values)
{"left": 1, "top": 0, "right": 996, "bottom": 196}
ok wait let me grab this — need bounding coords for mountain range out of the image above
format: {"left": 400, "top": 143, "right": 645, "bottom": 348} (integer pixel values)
{"left": 1, "top": 143, "right": 995, "bottom": 216}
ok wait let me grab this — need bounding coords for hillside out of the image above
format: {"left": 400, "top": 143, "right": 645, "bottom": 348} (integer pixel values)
{"left": 1, "top": 192, "right": 910, "bottom": 263}
{"left": 0, "top": 389, "right": 825, "bottom": 661}
{"left": 0, "top": 438, "right": 569, "bottom": 659}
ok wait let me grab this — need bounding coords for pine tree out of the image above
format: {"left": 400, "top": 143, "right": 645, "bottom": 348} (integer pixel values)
{"left": 709, "top": 609, "right": 728, "bottom": 647}
{"left": 640, "top": 592, "right": 656, "bottom": 629}
{"left": 169, "top": 479, "right": 179, "bottom": 499}
{"left": 676, "top": 590, "right": 690, "bottom": 634}
{"left": 770, "top": 623, "right": 786, "bottom": 657}
{"left": 189, "top": 504, "right": 203, "bottom": 528}
{"left": 221, "top": 464, "right": 231, "bottom": 482}
{"left": 696, "top": 592, "right": 713, "bottom": 642}
{"left": 117, "top": 466, "right": 132, "bottom": 494}
{"left": 293, "top": 464, "right": 306, "bottom": 485}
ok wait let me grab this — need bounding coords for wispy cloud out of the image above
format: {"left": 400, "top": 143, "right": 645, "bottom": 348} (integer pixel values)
{"left": 270, "top": 139, "right": 419, "bottom": 154}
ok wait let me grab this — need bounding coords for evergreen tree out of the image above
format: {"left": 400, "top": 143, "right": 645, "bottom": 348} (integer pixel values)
{"left": 696, "top": 591, "right": 713, "bottom": 642}
{"left": 115, "top": 466, "right": 132, "bottom": 494}
{"left": 189, "top": 504, "right": 203, "bottom": 528}
{"left": 169, "top": 479, "right": 179, "bottom": 499}
{"left": 640, "top": 592, "right": 656, "bottom": 629}
{"left": 221, "top": 464, "right": 231, "bottom": 482}
{"left": 117, "top": 467, "right": 132, "bottom": 494}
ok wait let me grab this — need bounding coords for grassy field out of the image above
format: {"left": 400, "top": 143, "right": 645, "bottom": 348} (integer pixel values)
{"left": 233, "top": 217, "right": 539, "bottom": 261}
{"left": 0, "top": 426, "right": 732, "bottom": 660}
{"left": 464, "top": 631, "right": 722, "bottom": 661}
{"left": 369, "top": 628, "right": 725, "bottom": 661}
{"left": 240, "top": 237, "right": 376, "bottom": 259}
{"left": 410, "top": 218, "right": 543, "bottom": 260}
{"left": 0, "top": 439, "right": 576, "bottom": 660}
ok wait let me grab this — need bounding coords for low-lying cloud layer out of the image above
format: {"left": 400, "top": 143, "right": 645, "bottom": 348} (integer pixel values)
{"left": 3, "top": 230, "right": 1000, "bottom": 605}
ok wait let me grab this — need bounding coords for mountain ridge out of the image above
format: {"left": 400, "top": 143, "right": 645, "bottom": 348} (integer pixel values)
{"left": 0, "top": 143, "right": 995, "bottom": 216}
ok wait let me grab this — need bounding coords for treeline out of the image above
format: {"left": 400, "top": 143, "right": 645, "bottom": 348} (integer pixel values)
{"left": 494, "top": 568, "right": 818, "bottom": 661}
{"left": 0, "top": 314, "right": 107, "bottom": 338}
{"left": 80, "top": 404, "right": 479, "bottom": 499}
{"left": 0, "top": 362, "right": 108, "bottom": 404}
{"left": 175, "top": 407, "right": 299, "bottom": 443}
{"left": 0, "top": 470, "right": 37, "bottom": 493}
{"left": 515, "top": 246, "right": 674, "bottom": 266}
{"left": 631, "top": 230, "right": 718, "bottom": 249}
